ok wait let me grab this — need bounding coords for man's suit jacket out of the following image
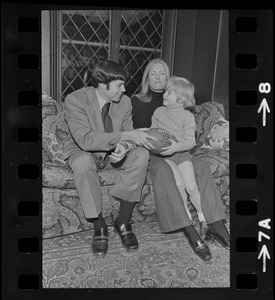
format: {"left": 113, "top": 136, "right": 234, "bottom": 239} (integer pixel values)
{"left": 63, "top": 86, "right": 134, "bottom": 163}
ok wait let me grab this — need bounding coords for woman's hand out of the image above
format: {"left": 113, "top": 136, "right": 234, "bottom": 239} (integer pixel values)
{"left": 160, "top": 139, "right": 181, "bottom": 156}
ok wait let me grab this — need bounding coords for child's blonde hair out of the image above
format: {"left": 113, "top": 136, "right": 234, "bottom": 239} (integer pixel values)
{"left": 166, "top": 76, "right": 196, "bottom": 109}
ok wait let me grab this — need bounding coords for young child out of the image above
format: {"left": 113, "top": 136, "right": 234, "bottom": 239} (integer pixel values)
{"left": 150, "top": 76, "right": 207, "bottom": 238}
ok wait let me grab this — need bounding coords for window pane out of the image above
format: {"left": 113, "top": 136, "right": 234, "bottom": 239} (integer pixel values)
{"left": 60, "top": 10, "right": 164, "bottom": 100}
{"left": 61, "top": 10, "right": 111, "bottom": 101}
{"left": 119, "top": 10, "right": 164, "bottom": 96}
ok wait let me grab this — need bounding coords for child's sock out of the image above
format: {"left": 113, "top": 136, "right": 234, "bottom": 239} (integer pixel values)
{"left": 197, "top": 212, "right": 206, "bottom": 223}
{"left": 209, "top": 220, "right": 229, "bottom": 239}
{"left": 186, "top": 208, "right": 192, "bottom": 220}
{"left": 182, "top": 225, "right": 202, "bottom": 243}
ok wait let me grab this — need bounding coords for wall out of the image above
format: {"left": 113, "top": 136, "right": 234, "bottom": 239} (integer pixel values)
{"left": 173, "top": 10, "right": 229, "bottom": 119}
{"left": 42, "top": 11, "right": 51, "bottom": 96}
{"left": 212, "top": 11, "right": 229, "bottom": 119}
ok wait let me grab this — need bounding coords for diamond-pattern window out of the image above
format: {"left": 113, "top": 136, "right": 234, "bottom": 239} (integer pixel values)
{"left": 119, "top": 10, "right": 163, "bottom": 96}
{"left": 61, "top": 10, "right": 163, "bottom": 101}
{"left": 61, "top": 10, "right": 111, "bottom": 101}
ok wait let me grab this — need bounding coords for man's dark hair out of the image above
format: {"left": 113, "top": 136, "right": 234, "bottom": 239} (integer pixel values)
{"left": 84, "top": 60, "right": 129, "bottom": 88}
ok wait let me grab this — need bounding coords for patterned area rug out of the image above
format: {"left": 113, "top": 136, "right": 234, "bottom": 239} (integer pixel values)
{"left": 43, "top": 222, "right": 230, "bottom": 288}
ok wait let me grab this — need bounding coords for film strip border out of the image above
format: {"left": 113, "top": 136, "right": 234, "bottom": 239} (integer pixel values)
{"left": 2, "top": 5, "right": 273, "bottom": 299}
{"left": 229, "top": 10, "right": 273, "bottom": 296}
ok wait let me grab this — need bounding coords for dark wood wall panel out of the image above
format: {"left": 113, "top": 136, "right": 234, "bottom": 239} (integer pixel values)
{"left": 191, "top": 10, "right": 220, "bottom": 104}
{"left": 173, "top": 10, "right": 229, "bottom": 118}
{"left": 212, "top": 10, "right": 229, "bottom": 119}
{"left": 173, "top": 10, "right": 196, "bottom": 79}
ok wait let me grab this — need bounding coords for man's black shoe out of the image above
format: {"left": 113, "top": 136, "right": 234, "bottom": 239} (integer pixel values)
{"left": 186, "top": 237, "right": 212, "bottom": 262}
{"left": 114, "top": 219, "right": 138, "bottom": 251}
{"left": 205, "top": 227, "right": 230, "bottom": 250}
{"left": 91, "top": 227, "right": 108, "bottom": 257}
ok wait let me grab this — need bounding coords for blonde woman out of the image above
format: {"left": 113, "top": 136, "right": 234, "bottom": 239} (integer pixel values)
{"left": 131, "top": 59, "right": 230, "bottom": 262}
{"left": 131, "top": 58, "right": 170, "bottom": 129}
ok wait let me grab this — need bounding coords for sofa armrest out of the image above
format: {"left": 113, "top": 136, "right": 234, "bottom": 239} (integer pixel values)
{"left": 194, "top": 101, "right": 225, "bottom": 146}
{"left": 42, "top": 97, "right": 69, "bottom": 166}
{"left": 200, "top": 117, "right": 229, "bottom": 151}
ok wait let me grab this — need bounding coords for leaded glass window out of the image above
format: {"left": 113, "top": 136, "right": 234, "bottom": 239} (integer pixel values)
{"left": 61, "top": 10, "right": 111, "bottom": 100}
{"left": 46, "top": 9, "right": 177, "bottom": 101}
{"left": 119, "top": 10, "right": 164, "bottom": 96}
{"left": 60, "top": 9, "right": 164, "bottom": 101}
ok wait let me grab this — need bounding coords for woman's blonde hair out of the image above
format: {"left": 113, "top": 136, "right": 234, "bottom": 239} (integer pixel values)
{"left": 166, "top": 76, "right": 196, "bottom": 109}
{"left": 136, "top": 58, "right": 170, "bottom": 102}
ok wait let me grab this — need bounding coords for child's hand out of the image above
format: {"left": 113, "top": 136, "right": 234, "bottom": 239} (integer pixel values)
{"left": 160, "top": 139, "right": 181, "bottom": 156}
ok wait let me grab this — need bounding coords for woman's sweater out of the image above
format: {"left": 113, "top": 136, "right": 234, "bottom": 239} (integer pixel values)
{"left": 131, "top": 89, "right": 164, "bottom": 129}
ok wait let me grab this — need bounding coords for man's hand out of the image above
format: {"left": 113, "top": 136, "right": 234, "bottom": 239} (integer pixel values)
{"left": 121, "top": 130, "right": 157, "bottom": 150}
{"left": 160, "top": 139, "right": 181, "bottom": 156}
{"left": 109, "top": 143, "right": 128, "bottom": 163}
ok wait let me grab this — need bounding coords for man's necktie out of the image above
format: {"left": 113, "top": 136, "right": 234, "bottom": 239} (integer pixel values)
{"left": 101, "top": 102, "right": 113, "bottom": 133}
{"left": 99, "top": 102, "right": 113, "bottom": 169}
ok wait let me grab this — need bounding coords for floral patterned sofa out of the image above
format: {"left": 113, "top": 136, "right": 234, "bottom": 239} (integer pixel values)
{"left": 42, "top": 94, "right": 229, "bottom": 239}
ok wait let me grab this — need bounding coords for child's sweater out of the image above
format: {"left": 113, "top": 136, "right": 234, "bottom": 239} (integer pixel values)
{"left": 151, "top": 106, "right": 196, "bottom": 151}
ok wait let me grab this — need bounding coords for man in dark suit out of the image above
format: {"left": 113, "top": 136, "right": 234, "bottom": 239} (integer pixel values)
{"left": 64, "top": 60, "right": 156, "bottom": 257}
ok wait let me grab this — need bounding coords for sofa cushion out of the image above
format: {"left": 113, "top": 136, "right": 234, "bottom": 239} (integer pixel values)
{"left": 193, "top": 148, "right": 229, "bottom": 177}
{"left": 43, "top": 133, "right": 64, "bottom": 164}
{"left": 214, "top": 175, "right": 230, "bottom": 216}
{"left": 42, "top": 98, "right": 69, "bottom": 166}
{"left": 43, "top": 162, "right": 153, "bottom": 189}
{"left": 193, "top": 101, "right": 225, "bottom": 147}
{"left": 43, "top": 184, "right": 157, "bottom": 239}
{"left": 42, "top": 163, "right": 122, "bottom": 189}
{"left": 43, "top": 163, "right": 75, "bottom": 189}
{"left": 201, "top": 117, "right": 229, "bottom": 151}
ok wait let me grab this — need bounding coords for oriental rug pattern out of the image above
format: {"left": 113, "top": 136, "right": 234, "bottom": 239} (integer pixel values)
{"left": 43, "top": 222, "right": 230, "bottom": 288}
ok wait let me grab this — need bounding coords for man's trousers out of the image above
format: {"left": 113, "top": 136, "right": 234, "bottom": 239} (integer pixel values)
{"left": 68, "top": 147, "right": 149, "bottom": 219}
{"left": 149, "top": 155, "right": 226, "bottom": 233}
